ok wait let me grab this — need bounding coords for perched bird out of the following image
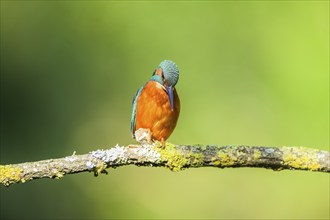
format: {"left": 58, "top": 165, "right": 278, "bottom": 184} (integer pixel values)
{"left": 131, "top": 60, "right": 180, "bottom": 145}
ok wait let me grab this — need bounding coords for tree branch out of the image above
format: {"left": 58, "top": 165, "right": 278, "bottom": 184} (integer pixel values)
{"left": 1, "top": 143, "right": 329, "bottom": 186}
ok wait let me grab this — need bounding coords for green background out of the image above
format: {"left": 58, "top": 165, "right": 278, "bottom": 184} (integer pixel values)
{"left": 1, "top": 1, "right": 329, "bottom": 219}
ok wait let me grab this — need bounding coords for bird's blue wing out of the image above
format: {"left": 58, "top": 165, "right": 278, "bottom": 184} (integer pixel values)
{"left": 130, "top": 86, "right": 144, "bottom": 138}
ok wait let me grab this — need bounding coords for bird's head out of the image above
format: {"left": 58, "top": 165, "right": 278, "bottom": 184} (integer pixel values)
{"left": 151, "top": 60, "right": 179, "bottom": 109}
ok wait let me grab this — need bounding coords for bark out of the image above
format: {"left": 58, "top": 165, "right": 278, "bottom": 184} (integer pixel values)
{"left": 1, "top": 143, "right": 329, "bottom": 187}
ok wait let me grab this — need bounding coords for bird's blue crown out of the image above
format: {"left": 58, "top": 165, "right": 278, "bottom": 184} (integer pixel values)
{"left": 151, "top": 60, "right": 179, "bottom": 87}
{"left": 158, "top": 60, "right": 179, "bottom": 87}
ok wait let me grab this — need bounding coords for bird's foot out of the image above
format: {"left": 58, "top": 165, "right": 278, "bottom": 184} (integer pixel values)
{"left": 160, "top": 138, "right": 166, "bottom": 149}
{"left": 134, "top": 128, "right": 152, "bottom": 145}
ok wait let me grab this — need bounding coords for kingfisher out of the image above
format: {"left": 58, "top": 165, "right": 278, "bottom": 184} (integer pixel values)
{"left": 131, "top": 60, "right": 180, "bottom": 146}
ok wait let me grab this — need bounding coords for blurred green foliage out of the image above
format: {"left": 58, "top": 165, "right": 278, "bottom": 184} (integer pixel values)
{"left": 1, "top": 1, "right": 329, "bottom": 219}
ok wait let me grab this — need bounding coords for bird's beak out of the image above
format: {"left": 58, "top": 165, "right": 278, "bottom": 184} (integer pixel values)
{"left": 166, "top": 86, "right": 174, "bottom": 110}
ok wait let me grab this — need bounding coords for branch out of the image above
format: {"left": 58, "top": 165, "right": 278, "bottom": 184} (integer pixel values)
{"left": 1, "top": 143, "right": 329, "bottom": 186}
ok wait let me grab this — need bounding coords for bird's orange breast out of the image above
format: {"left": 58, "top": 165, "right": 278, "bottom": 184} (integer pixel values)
{"left": 134, "top": 81, "right": 180, "bottom": 141}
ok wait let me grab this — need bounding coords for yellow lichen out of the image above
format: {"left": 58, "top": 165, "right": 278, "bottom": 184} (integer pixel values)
{"left": 94, "top": 161, "right": 107, "bottom": 176}
{"left": 253, "top": 149, "right": 262, "bottom": 160}
{"left": 211, "top": 157, "right": 221, "bottom": 166}
{"left": 282, "top": 146, "right": 321, "bottom": 171}
{"left": 51, "top": 168, "right": 65, "bottom": 179}
{"left": 190, "top": 153, "right": 204, "bottom": 167}
{"left": 55, "top": 171, "right": 64, "bottom": 179}
{"left": 217, "top": 151, "right": 236, "bottom": 166}
{"left": 0, "top": 165, "right": 23, "bottom": 186}
{"left": 157, "top": 142, "right": 188, "bottom": 171}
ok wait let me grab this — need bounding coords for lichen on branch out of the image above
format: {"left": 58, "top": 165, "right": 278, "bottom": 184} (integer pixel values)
{"left": 1, "top": 143, "right": 329, "bottom": 187}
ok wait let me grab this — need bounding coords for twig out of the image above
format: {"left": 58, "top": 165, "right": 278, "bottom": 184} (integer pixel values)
{"left": 1, "top": 143, "right": 329, "bottom": 186}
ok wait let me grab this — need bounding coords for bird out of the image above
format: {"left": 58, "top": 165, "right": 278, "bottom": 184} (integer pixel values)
{"left": 131, "top": 60, "right": 180, "bottom": 146}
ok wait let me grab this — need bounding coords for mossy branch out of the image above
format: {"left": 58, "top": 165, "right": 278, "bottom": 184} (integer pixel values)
{"left": 1, "top": 143, "right": 329, "bottom": 186}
